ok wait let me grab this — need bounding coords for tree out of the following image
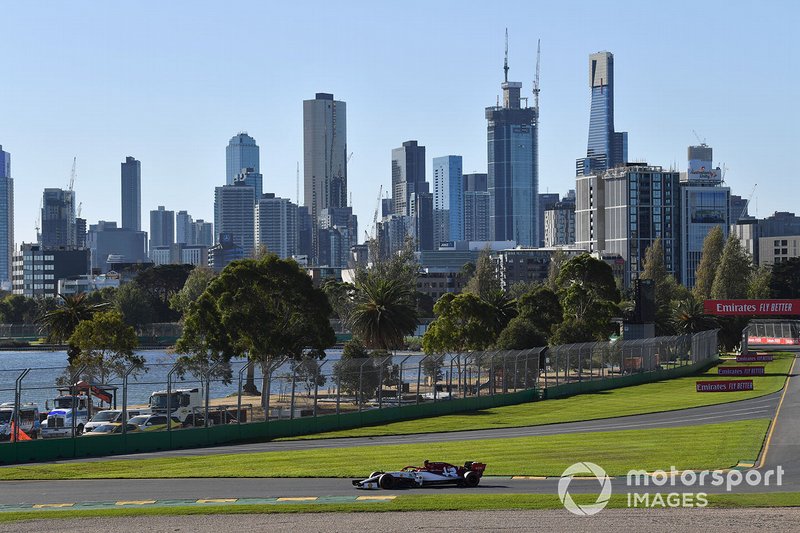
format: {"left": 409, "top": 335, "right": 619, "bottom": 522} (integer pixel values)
{"left": 693, "top": 226, "right": 725, "bottom": 300}
{"left": 546, "top": 249, "right": 570, "bottom": 291}
{"left": 640, "top": 238, "right": 685, "bottom": 335}
{"left": 292, "top": 357, "right": 327, "bottom": 398}
{"left": 114, "top": 283, "right": 156, "bottom": 328}
{"left": 770, "top": 257, "right": 800, "bottom": 298}
{"left": 481, "top": 289, "right": 517, "bottom": 337}
{"left": 349, "top": 276, "right": 418, "bottom": 351}
{"left": 711, "top": 235, "right": 753, "bottom": 299}
{"left": 495, "top": 317, "right": 547, "bottom": 350}
{"left": 516, "top": 286, "right": 562, "bottom": 337}
{"left": 68, "top": 310, "right": 142, "bottom": 384}
{"left": 423, "top": 293, "right": 497, "bottom": 354}
{"left": 464, "top": 248, "right": 501, "bottom": 299}
{"left": 322, "top": 279, "right": 356, "bottom": 322}
{"left": 175, "top": 255, "right": 336, "bottom": 408}
{"left": 135, "top": 264, "right": 194, "bottom": 322}
{"left": 332, "top": 339, "right": 381, "bottom": 403}
{"left": 553, "top": 254, "right": 620, "bottom": 344}
{"left": 0, "top": 295, "right": 40, "bottom": 324}
{"left": 169, "top": 266, "right": 216, "bottom": 318}
{"left": 38, "top": 293, "right": 110, "bottom": 365}
{"left": 671, "top": 294, "right": 718, "bottom": 334}
{"left": 748, "top": 265, "right": 773, "bottom": 299}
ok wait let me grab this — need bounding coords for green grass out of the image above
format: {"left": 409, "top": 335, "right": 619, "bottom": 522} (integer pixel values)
{"left": 0, "top": 419, "right": 769, "bottom": 480}
{"left": 283, "top": 354, "right": 794, "bottom": 440}
{"left": 1, "top": 492, "right": 799, "bottom": 522}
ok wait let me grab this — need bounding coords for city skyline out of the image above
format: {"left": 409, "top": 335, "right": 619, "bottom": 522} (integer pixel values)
{"left": 1, "top": 2, "right": 797, "bottom": 247}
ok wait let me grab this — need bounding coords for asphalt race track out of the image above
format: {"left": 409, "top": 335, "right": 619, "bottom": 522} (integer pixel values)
{"left": 0, "top": 357, "right": 797, "bottom": 507}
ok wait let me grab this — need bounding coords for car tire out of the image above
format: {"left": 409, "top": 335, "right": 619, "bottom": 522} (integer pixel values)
{"left": 370, "top": 471, "right": 384, "bottom": 479}
{"left": 76, "top": 425, "right": 84, "bottom": 436}
{"left": 378, "top": 473, "right": 395, "bottom": 490}
{"left": 463, "top": 471, "right": 480, "bottom": 487}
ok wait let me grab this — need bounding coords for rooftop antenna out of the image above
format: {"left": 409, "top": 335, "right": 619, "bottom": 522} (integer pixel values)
{"left": 504, "top": 28, "right": 509, "bottom": 83}
{"left": 533, "top": 39, "right": 541, "bottom": 114}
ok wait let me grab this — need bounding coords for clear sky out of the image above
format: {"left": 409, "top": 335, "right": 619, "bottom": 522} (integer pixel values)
{"left": 1, "top": 0, "right": 797, "bottom": 245}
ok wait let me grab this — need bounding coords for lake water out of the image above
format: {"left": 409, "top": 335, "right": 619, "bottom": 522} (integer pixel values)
{"left": 0, "top": 349, "right": 357, "bottom": 409}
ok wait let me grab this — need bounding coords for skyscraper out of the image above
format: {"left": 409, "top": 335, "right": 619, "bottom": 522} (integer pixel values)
{"left": 391, "top": 141, "right": 426, "bottom": 217}
{"left": 149, "top": 205, "right": 175, "bottom": 251}
{"left": 486, "top": 39, "right": 539, "bottom": 247}
{"left": 236, "top": 167, "right": 263, "bottom": 201}
{"left": 463, "top": 173, "right": 490, "bottom": 242}
{"left": 255, "top": 193, "right": 298, "bottom": 259}
{"left": 192, "top": 219, "right": 214, "bottom": 247}
{"left": 432, "top": 155, "right": 463, "bottom": 245}
{"left": 214, "top": 181, "right": 255, "bottom": 256}
{"left": 41, "top": 188, "right": 76, "bottom": 249}
{"left": 176, "top": 210, "right": 193, "bottom": 244}
{"left": 121, "top": 156, "right": 141, "bottom": 231}
{"left": 304, "top": 93, "right": 347, "bottom": 260}
{"left": 0, "top": 146, "right": 13, "bottom": 288}
{"left": 537, "top": 193, "right": 560, "bottom": 247}
{"left": 576, "top": 52, "right": 628, "bottom": 176}
{"left": 226, "top": 133, "right": 260, "bottom": 185}
{"left": 680, "top": 144, "right": 729, "bottom": 288}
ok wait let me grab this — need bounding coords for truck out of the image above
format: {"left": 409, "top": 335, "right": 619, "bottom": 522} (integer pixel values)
{"left": 148, "top": 388, "right": 249, "bottom": 427}
{"left": 0, "top": 402, "right": 40, "bottom": 441}
{"left": 40, "top": 394, "right": 93, "bottom": 438}
{"left": 41, "top": 382, "right": 116, "bottom": 439}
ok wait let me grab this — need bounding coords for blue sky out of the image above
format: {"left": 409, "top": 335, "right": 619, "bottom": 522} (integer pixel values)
{"left": 1, "top": 1, "right": 797, "bottom": 245}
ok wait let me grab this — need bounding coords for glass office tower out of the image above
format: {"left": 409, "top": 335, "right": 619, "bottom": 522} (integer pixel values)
{"left": 0, "top": 146, "right": 12, "bottom": 288}
{"left": 226, "top": 133, "right": 260, "bottom": 185}
{"left": 486, "top": 69, "right": 538, "bottom": 247}
{"left": 121, "top": 156, "right": 141, "bottom": 231}
{"left": 576, "top": 52, "right": 627, "bottom": 176}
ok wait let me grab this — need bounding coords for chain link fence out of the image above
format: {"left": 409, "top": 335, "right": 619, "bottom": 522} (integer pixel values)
{"left": 0, "top": 330, "right": 718, "bottom": 443}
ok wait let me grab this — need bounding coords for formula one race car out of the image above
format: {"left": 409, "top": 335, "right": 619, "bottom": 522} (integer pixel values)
{"left": 352, "top": 460, "right": 487, "bottom": 489}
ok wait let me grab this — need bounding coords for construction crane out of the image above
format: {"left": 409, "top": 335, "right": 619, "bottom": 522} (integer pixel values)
{"left": 692, "top": 130, "right": 707, "bottom": 146}
{"left": 347, "top": 152, "right": 354, "bottom": 164}
{"left": 77, "top": 202, "right": 82, "bottom": 218}
{"left": 739, "top": 183, "right": 758, "bottom": 222}
{"left": 533, "top": 39, "right": 541, "bottom": 115}
{"left": 68, "top": 157, "right": 76, "bottom": 191}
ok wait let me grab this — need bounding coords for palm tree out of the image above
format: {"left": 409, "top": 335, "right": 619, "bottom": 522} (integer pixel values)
{"left": 349, "top": 276, "right": 418, "bottom": 351}
{"left": 38, "top": 293, "right": 110, "bottom": 365}
{"left": 481, "top": 289, "right": 517, "bottom": 337}
{"left": 672, "top": 294, "right": 717, "bottom": 334}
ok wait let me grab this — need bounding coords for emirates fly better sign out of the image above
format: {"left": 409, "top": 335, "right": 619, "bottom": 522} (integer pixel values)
{"left": 703, "top": 299, "right": 800, "bottom": 316}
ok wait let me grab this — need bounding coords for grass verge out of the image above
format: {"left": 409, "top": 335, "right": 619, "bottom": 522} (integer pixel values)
{"left": 282, "top": 354, "right": 793, "bottom": 440}
{"left": 1, "top": 492, "right": 799, "bottom": 522}
{"left": 0, "top": 419, "right": 769, "bottom": 480}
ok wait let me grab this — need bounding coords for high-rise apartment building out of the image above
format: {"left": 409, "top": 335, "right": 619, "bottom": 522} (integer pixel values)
{"left": 214, "top": 181, "right": 255, "bottom": 256}
{"left": 226, "top": 133, "right": 260, "bottom": 185}
{"left": 121, "top": 156, "right": 141, "bottom": 231}
{"left": 255, "top": 193, "right": 297, "bottom": 259}
{"left": 391, "top": 141, "right": 432, "bottom": 251}
{"left": 576, "top": 52, "right": 627, "bottom": 177}
{"left": 192, "top": 219, "right": 214, "bottom": 247}
{"left": 463, "top": 173, "right": 490, "bottom": 242}
{"left": 486, "top": 44, "right": 539, "bottom": 247}
{"left": 538, "top": 193, "right": 560, "bottom": 247}
{"left": 176, "top": 210, "right": 193, "bottom": 244}
{"left": 41, "top": 188, "right": 76, "bottom": 249}
{"left": 0, "top": 146, "right": 13, "bottom": 288}
{"left": 432, "top": 155, "right": 463, "bottom": 245}
{"left": 236, "top": 167, "right": 263, "bottom": 202}
{"left": 679, "top": 144, "right": 730, "bottom": 288}
{"left": 149, "top": 206, "right": 174, "bottom": 252}
{"left": 304, "top": 93, "right": 347, "bottom": 260}
{"left": 601, "top": 165, "right": 681, "bottom": 287}
{"left": 544, "top": 201, "right": 576, "bottom": 247}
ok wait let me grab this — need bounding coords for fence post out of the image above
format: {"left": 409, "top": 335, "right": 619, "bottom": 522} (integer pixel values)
{"left": 314, "top": 360, "right": 328, "bottom": 417}
{"left": 448, "top": 355, "right": 456, "bottom": 399}
{"left": 336, "top": 370, "right": 342, "bottom": 415}
{"left": 289, "top": 364, "right": 297, "bottom": 420}
{"left": 121, "top": 363, "right": 141, "bottom": 435}
{"left": 166, "top": 362, "right": 180, "bottom": 432}
{"left": 13, "top": 368, "right": 30, "bottom": 444}
{"left": 204, "top": 361, "right": 224, "bottom": 428}
{"left": 398, "top": 355, "right": 412, "bottom": 405}
{"left": 237, "top": 360, "right": 253, "bottom": 424}
{"left": 416, "top": 355, "right": 429, "bottom": 405}
{"left": 513, "top": 351, "right": 522, "bottom": 392}
{"left": 358, "top": 358, "right": 371, "bottom": 412}
{"left": 69, "top": 365, "right": 86, "bottom": 440}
